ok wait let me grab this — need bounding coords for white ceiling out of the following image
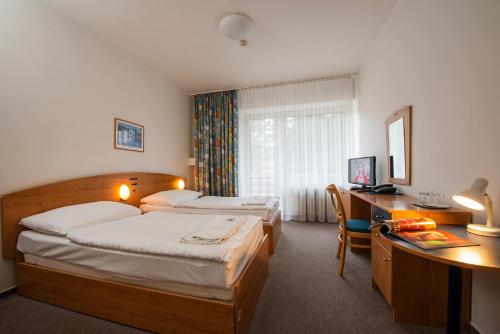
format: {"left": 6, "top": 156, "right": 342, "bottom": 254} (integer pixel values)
{"left": 42, "top": 0, "right": 396, "bottom": 94}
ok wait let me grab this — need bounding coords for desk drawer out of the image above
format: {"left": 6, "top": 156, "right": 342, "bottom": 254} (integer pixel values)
{"left": 371, "top": 206, "right": 392, "bottom": 222}
{"left": 371, "top": 226, "right": 391, "bottom": 253}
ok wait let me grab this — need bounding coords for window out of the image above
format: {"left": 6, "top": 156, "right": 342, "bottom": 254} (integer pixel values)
{"left": 238, "top": 78, "right": 356, "bottom": 222}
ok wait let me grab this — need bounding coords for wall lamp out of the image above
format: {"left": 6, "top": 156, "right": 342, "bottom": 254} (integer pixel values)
{"left": 119, "top": 184, "right": 131, "bottom": 201}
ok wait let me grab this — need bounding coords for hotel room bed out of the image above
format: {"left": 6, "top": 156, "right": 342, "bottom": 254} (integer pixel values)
{"left": 140, "top": 202, "right": 279, "bottom": 221}
{"left": 140, "top": 194, "right": 282, "bottom": 254}
{"left": 17, "top": 213, "right": 263, "bottom": 301}
{"left": 2, "top": 172, "right": 269, "bottom": 334}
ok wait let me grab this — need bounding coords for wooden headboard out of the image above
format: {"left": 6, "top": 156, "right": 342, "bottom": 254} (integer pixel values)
{"left": 1, "top": 172, "right": 183, "bottom": 260}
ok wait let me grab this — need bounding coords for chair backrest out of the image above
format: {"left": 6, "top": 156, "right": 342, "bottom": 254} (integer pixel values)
{"left": 326, "top": 184, "right": 347, "bottom": 231}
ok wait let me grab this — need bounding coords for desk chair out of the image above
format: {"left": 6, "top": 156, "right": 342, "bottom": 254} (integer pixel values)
{"left": 326, "top": 184, "right": 371, "bottom": 276}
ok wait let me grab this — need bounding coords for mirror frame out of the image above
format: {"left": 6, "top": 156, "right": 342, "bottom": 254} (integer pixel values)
{"left": 385, "top": 106, "right": 412, "bottom": 185}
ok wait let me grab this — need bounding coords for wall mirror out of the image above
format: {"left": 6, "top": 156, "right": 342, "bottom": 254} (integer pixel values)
{"left": 385, "top": 106, "right": 412, "bottom": 185}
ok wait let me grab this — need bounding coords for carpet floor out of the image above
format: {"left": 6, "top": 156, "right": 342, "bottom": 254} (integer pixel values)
{"left": 0, "top": 221, "right": 444, "bottom": 334}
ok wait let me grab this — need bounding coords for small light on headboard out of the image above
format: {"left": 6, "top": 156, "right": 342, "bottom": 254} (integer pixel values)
{"left": 119, "top": 184, "right": 131, "bottom": 200}
{"left": 177, "top": 179, "right": 186, "bottom": 190}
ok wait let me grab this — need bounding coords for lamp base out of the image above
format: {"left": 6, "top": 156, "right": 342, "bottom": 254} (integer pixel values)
{"left": 466, "top": 224, "right": 500, "bottom": 237}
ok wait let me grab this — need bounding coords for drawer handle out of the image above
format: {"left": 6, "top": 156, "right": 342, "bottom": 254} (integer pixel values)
{"left": 375, "top": 233, "right": 380, "bottom": 237}
{"left": 383, "top": 257, "right": 390, "bottom": 262}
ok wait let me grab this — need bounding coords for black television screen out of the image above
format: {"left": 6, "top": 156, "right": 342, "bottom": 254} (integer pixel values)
{"left": 348, "top": 156, "right": 376, "bottom": 186}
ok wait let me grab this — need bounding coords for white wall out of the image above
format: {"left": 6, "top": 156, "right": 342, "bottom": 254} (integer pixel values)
{"left": 0, "top": 0, "right": 190, "bottom": 292}
{"left": 358, "top": 1, "right": 500, "bottom": 333}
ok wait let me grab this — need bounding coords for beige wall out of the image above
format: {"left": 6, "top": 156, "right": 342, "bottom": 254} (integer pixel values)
{"left": 0, "top": 0, "right": 190, "bottom": 292}
{"left": 358, "top": 0, "right": 500, "bottom": 333}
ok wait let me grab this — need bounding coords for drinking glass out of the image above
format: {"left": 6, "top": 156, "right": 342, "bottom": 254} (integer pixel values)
{"left": 417, "top": 192, "right": 431, "bottom": 206}
{"left": 430, "top": 192, "right": 445, "bottom": 206}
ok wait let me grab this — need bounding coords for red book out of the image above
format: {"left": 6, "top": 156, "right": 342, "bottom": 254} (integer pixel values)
{"left": 383, "top": 217, "right": 436, "bottom": 232}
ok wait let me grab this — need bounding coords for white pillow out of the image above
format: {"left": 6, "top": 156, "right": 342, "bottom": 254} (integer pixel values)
{"left": 141, "top": 190, "right": 202, "bottom": 206}
{"left": 20, "top": 201, "right": 141, "bottom": 236}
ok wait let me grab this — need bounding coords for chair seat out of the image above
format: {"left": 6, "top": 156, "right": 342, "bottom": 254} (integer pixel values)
{"left": 347, "top": 219, "right": 371, "bottom": 233}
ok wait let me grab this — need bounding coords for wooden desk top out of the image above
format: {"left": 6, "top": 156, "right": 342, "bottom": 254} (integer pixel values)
{"left": 382, "top": 225, "right": 500, "bottom": 272}
{"left": 348, "top": 190, "right": 469, "bottom": 215}
{"left": 347, "top": 190, "right": 472, "bottom": 224}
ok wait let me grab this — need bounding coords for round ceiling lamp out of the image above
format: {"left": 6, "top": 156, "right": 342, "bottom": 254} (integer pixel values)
{"left": 218, "top": 13, "right": 253, "bottom": 46}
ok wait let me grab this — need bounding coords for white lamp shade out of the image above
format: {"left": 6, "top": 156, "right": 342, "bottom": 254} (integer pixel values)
{"left": 453, "top": 177, "right": 488, "bottom": 210}
{"left": 454, "top": 177, "right": 499, "bottom": 237}
{"left": 219, "top": 13, "right": 253, "bottom": 40}
{"left": 453, "top": 192, "right": 485, "bottom": 210}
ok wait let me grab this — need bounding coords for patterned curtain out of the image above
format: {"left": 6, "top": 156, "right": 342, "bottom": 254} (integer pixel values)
{"left": 193, "top": 90, "right": 238, "bottom": 196}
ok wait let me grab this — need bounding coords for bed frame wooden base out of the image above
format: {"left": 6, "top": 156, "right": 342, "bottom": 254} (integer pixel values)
{"left": 263, "top": 210, "right": 281, "bottom": 255}
{"left": 16, "top": 235, "right": 269, "bottom": 334}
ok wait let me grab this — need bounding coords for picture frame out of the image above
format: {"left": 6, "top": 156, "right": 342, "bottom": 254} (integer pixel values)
{"left": 114, "top": 118, "right": 144, "bottom": 152}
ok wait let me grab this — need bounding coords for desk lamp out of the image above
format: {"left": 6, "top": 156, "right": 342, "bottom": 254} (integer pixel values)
{"left": 453, "top": 178, "right": 500, "bottom": 237}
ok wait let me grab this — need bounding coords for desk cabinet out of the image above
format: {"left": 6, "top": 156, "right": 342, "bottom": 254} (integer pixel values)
{"left": 340, "top": 188, "right": 473, "bottom": 329}
{"left": 371, "top": 227, "right": 392, "bottom": 304}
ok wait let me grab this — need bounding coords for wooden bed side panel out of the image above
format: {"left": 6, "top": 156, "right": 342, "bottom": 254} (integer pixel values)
{"left": 234, "top": 235, "right": 269, "bottom": 334}
{"left": 1, "top": 172, "right": 181, "bottom": 259}
{"left": 263, "top": 210, "right": 281, "bottom": 255}
{"left": 17, "top": 262, "right": 235, "bottom": 334}
{"left": 263, "top": 224, "right": 274, "bottom": 255}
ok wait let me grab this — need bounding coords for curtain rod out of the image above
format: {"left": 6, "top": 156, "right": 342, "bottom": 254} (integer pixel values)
{"left": 189, "top": 73, "right": 356, "bottom": 96}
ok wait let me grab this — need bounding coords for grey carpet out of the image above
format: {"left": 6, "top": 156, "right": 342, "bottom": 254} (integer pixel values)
{"left": 0, "top": 221, "right": 444, "bottom": 334}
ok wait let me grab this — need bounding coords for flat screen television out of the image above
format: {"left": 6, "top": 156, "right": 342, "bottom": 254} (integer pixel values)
{"left": 348, "top": 156, "right": 376, "bottom": 187}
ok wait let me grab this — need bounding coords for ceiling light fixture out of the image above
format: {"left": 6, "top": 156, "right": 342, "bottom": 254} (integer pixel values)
{"left": 218, "top": 12, "right": 253, "bottom": 47}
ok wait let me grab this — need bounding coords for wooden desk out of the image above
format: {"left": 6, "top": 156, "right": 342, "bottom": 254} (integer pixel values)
{"left": 385, "top": 224, "right": 500, "bottom": 272}
{"left": 342, "top": 189, "right": 472, "bottom": 224}
{"left": 383, "top": 225, "right": 500, "bottom": 334}
{"left": 340, "top": 189, "right": 476, "bottom": 332}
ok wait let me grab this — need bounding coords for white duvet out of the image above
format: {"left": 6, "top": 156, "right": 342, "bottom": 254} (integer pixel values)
{"left": 172, "top": 196, "right": 279, "bottom": 210}
{"left": 67, "top": 212, "right": 262, "bottom": 263}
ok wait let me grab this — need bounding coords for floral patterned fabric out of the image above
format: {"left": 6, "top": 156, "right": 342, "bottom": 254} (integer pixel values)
{"left": 193, "top": 90, "right": 238, "bottom": 196}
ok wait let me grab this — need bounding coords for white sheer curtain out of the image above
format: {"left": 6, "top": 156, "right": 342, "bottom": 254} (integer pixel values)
{"left": 238, "top": 77, "right": 356, "bottom": 222}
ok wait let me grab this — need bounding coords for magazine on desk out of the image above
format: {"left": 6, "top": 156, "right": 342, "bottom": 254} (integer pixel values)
{"left": 370, "top": 218, "right": 479, "bottom": 250}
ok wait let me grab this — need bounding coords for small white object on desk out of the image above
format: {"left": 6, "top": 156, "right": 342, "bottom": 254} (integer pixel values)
{"left": 453, "top": 177, "right": 500, "bottom": 237}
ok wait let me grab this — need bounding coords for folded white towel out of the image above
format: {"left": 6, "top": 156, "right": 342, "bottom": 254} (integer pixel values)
{"left": 180, "top": 217, "right": 244, "bottom": 245}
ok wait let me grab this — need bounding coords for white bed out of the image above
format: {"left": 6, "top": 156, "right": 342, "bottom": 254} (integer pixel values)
{"left": 140, "top": 202, "right": 279, "bottom": 222}
{"left": 140, "top": 195, "right": 280, "bottom": 222}
{"left": 17, "top": 212, "right": 263, "bottom": 301}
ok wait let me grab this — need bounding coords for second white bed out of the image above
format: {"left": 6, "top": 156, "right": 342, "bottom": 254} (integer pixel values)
{"left": 140, "top": 195, "right": 279, "bottom": 222}
{"left": 140, "top": 202, "right": 279, "bottom": 222}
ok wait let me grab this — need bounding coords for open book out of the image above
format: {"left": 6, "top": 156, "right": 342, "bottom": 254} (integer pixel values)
{"left": 371, "top": 218, "right": 478, "bottom": 250}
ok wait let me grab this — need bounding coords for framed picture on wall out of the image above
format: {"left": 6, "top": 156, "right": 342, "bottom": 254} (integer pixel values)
{"left": 114, "top": 118, "right": 144, "bottom": 152}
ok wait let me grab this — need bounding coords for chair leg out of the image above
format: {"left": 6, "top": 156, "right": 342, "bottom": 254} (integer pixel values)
{"left": 337, "top": 238, "right": 347, "bottom": 276}
{"left": 336, "top": 235, "right": 342, "bottom": 258}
